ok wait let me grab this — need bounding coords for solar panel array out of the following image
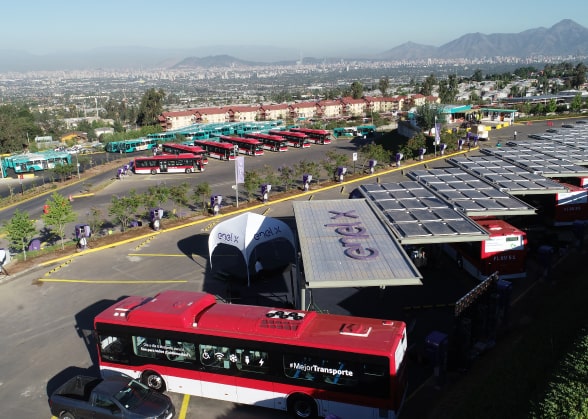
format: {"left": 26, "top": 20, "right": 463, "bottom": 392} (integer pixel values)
{"left": 358, "top": 181, "right": 489, "bottom": 244}
{"left": 406, "top": 168, "right": 536, "bottom": 216}
{"left": 447, "top": 155, "right": 569, "bottom": 195}
{"left": 481, "top": 121, "right": 588, "bottom": 177}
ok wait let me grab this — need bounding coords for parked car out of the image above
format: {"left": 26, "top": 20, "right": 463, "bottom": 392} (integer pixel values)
{"left": 49, "top": 375, "right": 175, "bottom": 419}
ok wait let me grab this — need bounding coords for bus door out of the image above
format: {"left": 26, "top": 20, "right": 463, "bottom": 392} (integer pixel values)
{"left": 159, "top": 161, "right": 168, "bottom": 172}
{"left": 42, "top": 160, "right": 49, "bottom": 170}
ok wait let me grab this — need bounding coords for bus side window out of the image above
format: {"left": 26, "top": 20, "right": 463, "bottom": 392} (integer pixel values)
{"left": 99, "top": 334, "right": 130, "bottom": 364}
{"left": 234, "top": 349, "right": 269, "bottom": 374}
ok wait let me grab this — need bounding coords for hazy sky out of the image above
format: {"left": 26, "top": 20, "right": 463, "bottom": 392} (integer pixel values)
{"left": 4, "top": 0, "right": 588, "bottom": 57}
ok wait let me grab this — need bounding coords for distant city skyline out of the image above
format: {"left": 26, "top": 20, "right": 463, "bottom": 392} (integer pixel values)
{"left": 4, "top": 0, "right": 588, "bottom": 60}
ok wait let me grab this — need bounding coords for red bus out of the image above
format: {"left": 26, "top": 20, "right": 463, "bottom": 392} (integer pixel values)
{"left": 133, "top": 153, "right": 204, "bottom": 175}
{"left": 290, "top": 128, "right": 332, "bottom": 144}
{"left": 218, "top": 135, "right": 264, "bottom": 156}
{"left": 160, "top": 143, "right": 209, "bottom": 165}
{"left": 95, "top": 290, "right": 407, "bottom": 419}
{"left": 552, "top": 183, "right": 588, "bottom": 226}
{"left": 194, "top": 140, "right": 237, "bottom": 161}
{"left": 443, "top": 219, "right": 528, "bottom": 281}
{"left": 244, "top": 133, "right": 289, "bottom": 152}
{"left": 268, "top": 130, "right": 311, "bottom": 148}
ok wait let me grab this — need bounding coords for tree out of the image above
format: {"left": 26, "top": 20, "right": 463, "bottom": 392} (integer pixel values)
{"left": 86, "top": 207, "right": 104, "bottom": 240}
{"left": 420, "top": 74, "right": 437, "bottom": 96}
{"left": 571, "top": 93, "right": 583, "bottom": 113}
{"left": 472, "top": 69, "right": 483, "bottom": 83}
{"left": 108, "top": 189, "right": 141, "bottom": 232}
{"left": 358, "top": 143, "right": 391, "bottom": 171}
{"left": 243, "top": 170, "right": 262, "bottom": 201}
{"left": 277, "top": 165, "right": 296, "bottom": 191}
{"left": 51, "top": 162, "right": 76, "bottom": 182}
{"left": 572, "top": 63, "right": 587, "bottom": 89}
{"left": 5, "top": 209, "right": 36, "bottom": 260}
{"left": 321, "top": 150, "right": 350, "bottom": 181}
{"left": 143, "top": 185, "right": 170, "bottom": 216}
{"left": 136, "top": 88, "right": 165, "bottom": 127}
{"left": 415, "top": 103, "right": 439, "bottom": 132}
{"left": 293, "top": 159, "right": 322, "bottom": 186}
{"left": 350, "top": 81, "right": 363, "bottom": 99}
{"left": 169, "top": 182, "right": 190, "bottom": 216}
{"left": 41, "top": 192, "right": 77, "bottom": 250}
{"left": 259, "top": 164, "right": 280, "bottom": 191}
{"left": 378, "top": 77, "right": 390, "bottom": 96}
{"left": 400, "top": 132, "right": 427, "bottom": 160}
{"left": 192, "top": 182, "right": 212, "bottom": 214}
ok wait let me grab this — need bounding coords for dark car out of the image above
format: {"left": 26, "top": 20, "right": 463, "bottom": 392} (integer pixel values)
{"left": 49, "top": 374, "right": 175, "bottom": 419}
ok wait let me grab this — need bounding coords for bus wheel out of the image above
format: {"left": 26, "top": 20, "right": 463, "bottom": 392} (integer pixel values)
{"left": 185, "top": 168, "right": 192, "bottom": 174}
{"left": 151, "top": 169, "right": 157, "bottom": 175}
{"left": 141, "top": 371, "right": 166, "bottom": 392}
{"left": 287, "top": 394, "right": 317, "bottom": 419}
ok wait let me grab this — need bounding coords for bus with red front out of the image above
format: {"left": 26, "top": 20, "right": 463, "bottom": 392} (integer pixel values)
{"left": 194, "top": 140, "right": 237, "bottom": 160}
{"left": 443, "top": 218, "right": 528, "bottom": 281}
{"left": 218, "top": 135, "right": 264, "bottom": 156}
{"left": 244, "top": 133, "right": 289, "bottom": 152}
{"left": 290, "top": 128, "right": 332, "bottom": 144}
{"left": 133, "top": 153, "right": 204, "bottom": 175}
{"left": 268, "top": 130, "right": 311, "bottom": 148}
{"left": 160, "top": 143, "right": 209, "bottom": 165}
{"left": 95, "top": 290, "right": 408, "bottom": 419}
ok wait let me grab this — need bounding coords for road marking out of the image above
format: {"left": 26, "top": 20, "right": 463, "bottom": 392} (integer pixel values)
{"left": 127, "top": 253, "right": 185, "bottom": 257}
{"left": 179, "top": 394, "right": 190, "bottom": 419}
{"left": 37, "top": 278, "right": 188, "bottom": 284}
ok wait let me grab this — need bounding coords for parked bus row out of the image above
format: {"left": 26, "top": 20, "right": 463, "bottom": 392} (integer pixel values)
{"left": 105, "top": 137, "right": 160, "bottom": 153}
{"left": 2, "top": 151, "right": 72, "bottom": 174}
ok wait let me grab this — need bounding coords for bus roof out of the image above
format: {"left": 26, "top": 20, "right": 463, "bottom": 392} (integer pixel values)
{"left": 162, "top": 143, "right": 205, "bottom": 152}
{"left": 472, "top": 218, "right": 526, "bottom": 237}
{"left": 269, "top": 130, "right": 308, "bottom": 138}
{"left": 218, "top": 135, "right": 261, "bottom": 144}
{"left": 245, "top": 133, "right": 289, "bottom": 142}
{"left": 135, "top": 153, "right": 200, "bottom": 161}
{"left": 291, "top": 127, "right": 330, "bottom": 135}
{"left": 95, "top": 290, "right": 404, "bottom": 355}
{"left": 195, "top": 140, "right": 235, "bottom": 149}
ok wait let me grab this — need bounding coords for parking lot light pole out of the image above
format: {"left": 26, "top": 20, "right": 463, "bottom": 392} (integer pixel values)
{"left": 74, "top": 153, "right": 80, "bottom": 179}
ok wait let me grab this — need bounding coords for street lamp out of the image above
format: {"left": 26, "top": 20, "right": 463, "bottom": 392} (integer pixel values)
{"left": 74, "top": 153, "right": 80, "bottom": 179}
{"left": 434, "top": 116, "right": 438, "bottom": 157}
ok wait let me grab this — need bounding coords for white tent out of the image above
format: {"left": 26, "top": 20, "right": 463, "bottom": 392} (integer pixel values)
{"left": 208, "top": 212, "right": 296, "bottom": 286}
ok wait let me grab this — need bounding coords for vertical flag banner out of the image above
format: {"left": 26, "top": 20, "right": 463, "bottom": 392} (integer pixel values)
{"left": 435, "top": 122, "right": 441, "bottom": 145}
{"left": 235, "top": 156, "right": 245, "bottom": 184}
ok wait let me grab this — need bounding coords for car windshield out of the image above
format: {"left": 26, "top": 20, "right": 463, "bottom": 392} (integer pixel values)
{"left": 113, "top": 380, "right": 150, "bottom": 409}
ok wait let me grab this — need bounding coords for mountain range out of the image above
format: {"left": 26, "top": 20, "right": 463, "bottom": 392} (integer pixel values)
{"left": 1, "top": 19, "right": 587, "bottom": 72}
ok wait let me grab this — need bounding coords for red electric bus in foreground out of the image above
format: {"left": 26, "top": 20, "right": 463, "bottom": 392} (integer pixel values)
{"left": 95, "top": 290, "right": 407, "bottom": 419}
{"left": 160, "top": 143, "right": 209, "bottom": 164}
{"left": 244, "top": 132, "right": 289, "bottom": 152}
{"left": 290, "top": 128, "right": 332, "bottom": 144}
{"left": 218, "top": 135, "right": 264, "bottom": 156}
{"left": 133, "top": 153, "right": 204, "bottom": 175}
{"left": 443, "top": 218, "right": 528, "bottom": 281}
{"left": 194, "top": 140, "right": 237, "bottom": 160}
{"left": 268, "top": 130, "right": 311, "bottom": 148}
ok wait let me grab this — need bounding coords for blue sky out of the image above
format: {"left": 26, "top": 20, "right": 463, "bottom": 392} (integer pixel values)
{"left": 4, "top": 0, "right": 588, "bottom": 58}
